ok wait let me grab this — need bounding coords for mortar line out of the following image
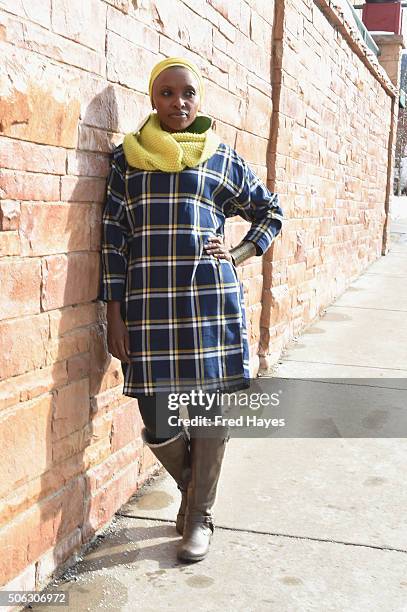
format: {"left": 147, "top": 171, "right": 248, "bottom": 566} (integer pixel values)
{"left": 330, "top": 305, "right": 407, "bottom": 313}
{"left": 115, "top": 512, "right": 407, "bottom": 555}
{"left": 262, "top": 379, "right": 407, "bottom": 391}
{"left": 281, "top": 359, "right": 407, "bottom": 372}
{"left": 364, "top": 272, "right": 407, "bottom": 276}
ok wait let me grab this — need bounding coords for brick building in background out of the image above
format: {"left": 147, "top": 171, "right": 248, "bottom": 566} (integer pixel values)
{"left": 0, "top": 0, "right": 403, "bottom": 592}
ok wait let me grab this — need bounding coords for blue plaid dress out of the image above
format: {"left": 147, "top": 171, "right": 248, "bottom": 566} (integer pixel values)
{"left": 99, "top": 143, "right": 283, "bottom": 396}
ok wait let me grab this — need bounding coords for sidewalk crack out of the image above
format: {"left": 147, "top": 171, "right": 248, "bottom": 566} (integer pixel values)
{"left": 116, "top": 512, "right": 407, "bottom": 554}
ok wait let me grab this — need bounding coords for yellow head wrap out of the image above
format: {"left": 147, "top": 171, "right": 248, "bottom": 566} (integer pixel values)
{"left": 148, "top": 57, "right": 204, "bottom": 105}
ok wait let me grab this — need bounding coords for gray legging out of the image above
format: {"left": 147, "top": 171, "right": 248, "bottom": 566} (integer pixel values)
{"left": 136, "top": 393, "right": 225, "bottom": 443}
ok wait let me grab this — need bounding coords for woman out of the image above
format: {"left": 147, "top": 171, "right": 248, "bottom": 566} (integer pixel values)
{"left": 99, "top": 57, "right": 283, "bottom": 562}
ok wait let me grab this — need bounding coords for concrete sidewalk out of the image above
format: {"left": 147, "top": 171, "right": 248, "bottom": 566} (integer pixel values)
{"left": 33, "top": 205, "right": 407, "bottom": 612}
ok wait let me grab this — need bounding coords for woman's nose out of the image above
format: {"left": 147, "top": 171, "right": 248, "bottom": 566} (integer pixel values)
{"left": 173, "top": 97, "right": 186, "bottom": 109}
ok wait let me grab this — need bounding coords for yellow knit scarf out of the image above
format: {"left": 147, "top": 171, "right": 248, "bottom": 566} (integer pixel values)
{"left": 122, "top": 113, "right": 220, "bottom": 172}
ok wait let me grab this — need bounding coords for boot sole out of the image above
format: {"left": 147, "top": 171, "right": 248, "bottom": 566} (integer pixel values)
{"left": 176, "top": 550, "right": 207, "bottom": 563}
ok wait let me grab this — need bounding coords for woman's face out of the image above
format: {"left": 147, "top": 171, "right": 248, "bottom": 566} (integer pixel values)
{"left": 151, "top": 67, "right": 200, "bottom": 132}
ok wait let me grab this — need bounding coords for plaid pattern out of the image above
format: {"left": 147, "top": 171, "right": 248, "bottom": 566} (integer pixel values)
{"left": 99, "top": 143, "right": 283, "bottom": 396}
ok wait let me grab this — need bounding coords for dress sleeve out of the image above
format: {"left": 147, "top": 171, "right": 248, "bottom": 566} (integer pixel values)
{"left": 225, "top": 155, "right": 284, "bottom": 255}
{"left": 98, "top": 151, "right": 130, "bottom": 302}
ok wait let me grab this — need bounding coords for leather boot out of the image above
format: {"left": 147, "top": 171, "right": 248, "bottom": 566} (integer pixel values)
{"left": 177, "top": 426, "right": 229, "bottom": 562}
{"left": 142, "top": 428, "right": 191, "bottom": 534}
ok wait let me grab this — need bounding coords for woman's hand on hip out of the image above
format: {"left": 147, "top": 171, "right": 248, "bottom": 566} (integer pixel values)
{"left": 106, "top": 309, "right": 131, "bottom": 364}
{"left": 204, "top": 236, "right": 233, "bottom": 263}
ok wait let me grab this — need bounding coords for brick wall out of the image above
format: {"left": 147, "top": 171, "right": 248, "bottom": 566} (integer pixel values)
{"left": 0, "top": 0, "right": 278, "bottom": 590}
{"left": 259, "top": 0, "right": 398, "bottom": 367}
{"left": 0, "top": 0, "right": 398, "bottom": 590}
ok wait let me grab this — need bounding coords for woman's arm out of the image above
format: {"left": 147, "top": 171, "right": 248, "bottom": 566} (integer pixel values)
{"left": 106, "top": 301, "right": 130, "bottom": 363}
{"left": 99, "top": 149, "right": 131, "bottom": 363}
{"left": 225, "top": 153, "right": 284, "bottom": 264}
{"left": 229, "top": 240, "right": 257, "bottom": 266}
{"left": 99, "top": 150, "right": 130, "bottom": 302}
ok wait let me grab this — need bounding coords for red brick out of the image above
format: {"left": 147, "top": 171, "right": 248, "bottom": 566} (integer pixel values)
{"left": 2, "top": 562, "right": 36, "bottom": 595}
{"left": 0, "top": 507, "right": 38, "bottom": 584}
{"left": 86, "top": 439, "right": 140, "bottom": 495}
{"left": 0, "top": 230, "right": 20, "bottom": 256}
{"left": 239, "top": 2, "right": 251, "bottom": 36}
{"left": 217, "top": 11, "right": 237, "bottom": 43}
{"left": 205, "top": 63, "right": 229, "bottom": 89}
{"left": 0, "top": 170, "right": 60, "bottom": 201}
{"left": 212, "top": 28, "right": 229, "bottom": 53}
{"left": 244, "top": 87, "right": 272, "bottom": 136}
{"left": 67, "top": 353, "right": 90, "bottom": 382}
{"left": 0, "top": 363, "right": 68, "bottom": 411}
{"left": 0, "top": 74, "right": 80, "bottom": 148}
{"left": 53, "top": 379, "right": 90, "bottom": 439}
{"left": 90, "top": 385, "right": 127, "bottom": 417}
{"left": 111, "top": 401, "right": 138, "bottom": 453}
{"left": 41, "top": 252, "right": 100, "bottom": 311}
{"left": 204, "top": 81, "right": 244, "bottom": 127}
{"left": 66, "top": 151, "right": 110, "bottom": 177}
{"left": 250, "top": 10, "right": 272, "bottom": 54}
{"left": 0, "top": 138, "right": 66, "bottom": 174}
{"left": 235, "top": 131, "right": 268, "bottom": 165}
{"left": 247, "top": 303, "right": 262, "bottom": 343}
{"left": 83, "top": 452, "right": 142, "bottom": 537}
{"left": 214, "top": 120, "right": 237, "bottom": 147}
{"left": 3, "top": 13, "right": 106, "bottom": 77}
{"left": 104, "top": 0, "right": 130, "bottom": 12}
{"left": 20, "top": 202, "right": 91, "bottom": 256}
{"left": 0, "top": 259, "right": 41, "bottom": 319}
{"left": 83, "top": 437, "right": 112, "bottom": 470}
{"left": 250, "top": 163, "right": 268, "bottom": 183}
{"left": 89, "top": 202, "right": 103, "bottom": 251}
{"left": 91, "top": 412, "right": 113, "bottom": 444}
{"left": 260, "top": 284, "right": 290, "bottom": 328}
{"left": 287, "top": 261, "right": 307, "bottom": 286}
{"left": 49, "top": 303, "right": 97, "bottom": 338}
{"left": 78, "top": 124, "right": 122, "bottom": 154}
{"left": 106, "top": 31, "right": 158, "bottom": 91}
{"left": 0, "top": 395, "right": 53, "bottom": 498}
{"left": 225, "top": 219, "right": 250, "bottom": 249}
{"left": 0, "top": 200, "right": 20, "bottom": 231}
{"left": 106, "top": 5, "right": 159, "bottom": 52}
{"left": 158, "top": 35, "right": 204, "bottom": 70}
{"left": 1, "top": 0, "right": 51, "bottom": 27}
{"left": 99, "top": 360, "right": 124, "bottom": 396}
{"left": 60, "top": 176, "right": 106, "bottom": 202}
{"left": 53, "top": 424, "right": 91, "bottom": 463}
{"left": 29, "top": 477, "right": 86, "bottom": 561}
{"left": 52, "top": 0, "right": 106, "bottom": 51}
{"left": 89, "top": 321, "right": 111, "bottom": 396}
{"left": 46, "top": 327, "right": 91, "bottom": 364}
{"left": 0, "top": 314, "right": 50, "bottom": 379}
{"left": 36, "top": 528, "right": 82, "bottom": 586}
{"left": 155, "top": 0, "right": 212, "bottom": 58}
{"left": 228, "top": 61, "right": 248, "bottom": 96}
{"left": 243, "top": 274, "right": 263, "bottom": 307}
{"left": 1, "top": 452, "right": 86, "bottom": 529}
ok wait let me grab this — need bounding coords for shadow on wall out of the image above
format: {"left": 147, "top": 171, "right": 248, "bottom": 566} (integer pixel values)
{"left": 37, "top": 86, "right": 144, "bottom": 584}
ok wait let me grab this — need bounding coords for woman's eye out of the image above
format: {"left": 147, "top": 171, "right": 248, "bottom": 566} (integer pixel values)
{"left": 186, "top": 91, "right": 195, "bottom": 97}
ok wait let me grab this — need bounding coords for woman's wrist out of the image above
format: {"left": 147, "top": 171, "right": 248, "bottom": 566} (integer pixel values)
{"left": 106, "top": 300, "right": 122, "bottom": 320}
{"left": 229, "top": 240, "right": 257, "bottom": 266}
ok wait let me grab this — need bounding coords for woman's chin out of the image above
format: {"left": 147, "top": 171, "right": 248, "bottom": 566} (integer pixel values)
{"left": 162, "top": 117, "right": 194, "bottom": 132}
